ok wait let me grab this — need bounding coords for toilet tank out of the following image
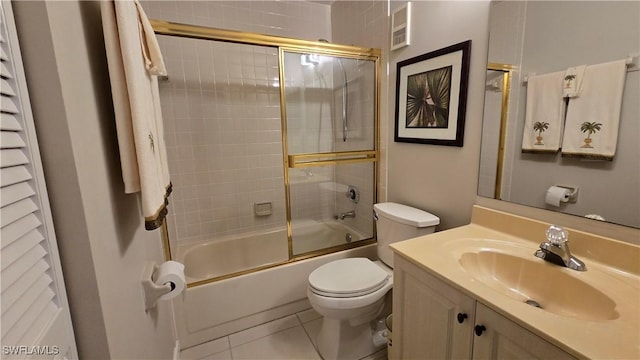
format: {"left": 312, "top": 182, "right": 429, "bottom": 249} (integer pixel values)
{"left": 374, "top": 202, "right": 440, "bottom": 268}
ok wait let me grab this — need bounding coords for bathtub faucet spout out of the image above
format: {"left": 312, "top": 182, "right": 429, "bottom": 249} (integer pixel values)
{"left": 337, "top": 211, "right": 356, "bottom": 220}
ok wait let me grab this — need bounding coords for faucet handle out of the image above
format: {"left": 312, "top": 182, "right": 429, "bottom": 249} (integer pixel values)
{"left": 546, "top": 225, "right": 568, "bottom": 245}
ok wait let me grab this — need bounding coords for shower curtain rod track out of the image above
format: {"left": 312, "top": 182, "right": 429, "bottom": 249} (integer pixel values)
{"left": 150, "top": 19, "right": 380, "bottom": 58}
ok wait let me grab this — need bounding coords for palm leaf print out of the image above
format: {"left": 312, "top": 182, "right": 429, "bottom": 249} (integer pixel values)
{"left": 405, "top": 66, "right": 452, "bottom": 128}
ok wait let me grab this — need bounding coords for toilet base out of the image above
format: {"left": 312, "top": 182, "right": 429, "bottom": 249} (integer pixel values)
{"left": 316, "top": 317, "right": 384, "bottom": 360}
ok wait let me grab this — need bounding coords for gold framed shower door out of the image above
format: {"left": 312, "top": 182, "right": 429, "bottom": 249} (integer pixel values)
{"left": 152, "top": 19, "right": 381, "bottom": 287}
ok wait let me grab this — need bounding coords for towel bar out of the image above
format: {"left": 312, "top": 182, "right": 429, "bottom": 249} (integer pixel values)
{"left": 522, "top": 55, "right": 637, "bottom": 83}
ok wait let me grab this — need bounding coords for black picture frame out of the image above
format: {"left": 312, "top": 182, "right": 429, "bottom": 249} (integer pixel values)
{"left": 394, "top": 40, "right": 471, "bottom": 146}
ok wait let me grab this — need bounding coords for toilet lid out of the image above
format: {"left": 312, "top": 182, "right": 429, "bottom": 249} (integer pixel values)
{"left": 308, "top": 258, "right": 390, "bottom": 298}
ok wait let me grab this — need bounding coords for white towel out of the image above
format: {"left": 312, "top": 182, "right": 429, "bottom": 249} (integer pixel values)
{"left": 101, "top": 0, "right": 171, "bottom": 230}
{"left": 521, "top": 71, "right": 565, "bottom": 153}
{"left": 563, "top": 65, "right": 586, "bottom": 98}
{"left": 561, "top": 60, "right": 626, "bottom": 160}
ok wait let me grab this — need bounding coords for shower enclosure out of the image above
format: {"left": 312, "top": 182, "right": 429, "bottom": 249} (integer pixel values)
{"left": 151, "top": 20, "right": 380, "bottom": 286}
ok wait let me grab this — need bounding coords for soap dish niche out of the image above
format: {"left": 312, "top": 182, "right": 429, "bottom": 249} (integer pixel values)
{"left": 254, "top": 202, "right": 272, "bottom": 216}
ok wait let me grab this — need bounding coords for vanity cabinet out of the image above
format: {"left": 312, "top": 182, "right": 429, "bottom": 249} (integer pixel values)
{"left": 472, "top": 303, "right": 576, "bottom": 360}
{"left": 392, "top": 255, "right": 576, "bottom": 360}
{"left": 391, "top": 255, "right": 475, "bottom": 359}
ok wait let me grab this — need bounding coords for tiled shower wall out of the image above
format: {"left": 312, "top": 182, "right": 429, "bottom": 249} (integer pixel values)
{"left": 157, "top": 36, "right": 286, "bottom": 246}
{"left": 142, "top": 1, "right": 330, "bottom": 40}
{"left": 142, "top": 1, "right": 332, "bottom": 248}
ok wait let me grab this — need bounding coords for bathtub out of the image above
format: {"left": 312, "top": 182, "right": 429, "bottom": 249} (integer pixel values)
{"left": 180, "top": 228, "right": 289, "bottom": 283}
{"left": 291, "top": 219, "right": 367, "bottom": 254}
{"left": 179, "top": 220, "right": 368, "bottom": 283}
{"left": 173, "top": 220, "right": 376, "bottom": 349}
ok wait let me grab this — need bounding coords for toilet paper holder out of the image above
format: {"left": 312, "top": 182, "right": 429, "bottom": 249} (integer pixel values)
{"left": 141, "top": 262, "right": 173, "bottom": 311}
{"left": 554, "top": 185, "right": 579, "bottom": 203}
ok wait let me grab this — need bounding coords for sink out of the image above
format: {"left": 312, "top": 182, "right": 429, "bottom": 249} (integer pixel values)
{"left": 390, "top": 218, "right": 640, "bottom": 359}
{"left": 459, "top": 250, "right": 619, "bottom": 321}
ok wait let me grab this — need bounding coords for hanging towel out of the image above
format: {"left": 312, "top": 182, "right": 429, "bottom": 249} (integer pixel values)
{"left": 561, "top": 59, "right": 626, "bottom": 160}
{"left": 563, "top": 65, "right": 586, "bottom": 98}
{"left": 101, "top": 0, "right": 172, "bottom": 230}
{"left": 521, "top": 71, "right": 565, "bottom": 153}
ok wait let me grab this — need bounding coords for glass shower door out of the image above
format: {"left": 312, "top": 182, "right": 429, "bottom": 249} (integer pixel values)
{"left": 281, "top": 50, "right": 378, "bottom": 256}
{"left": 157, "top": 34, "right": 289, "bottom": 280}
{"left": 153, "top": 19, "right": 381, "bottom": 284}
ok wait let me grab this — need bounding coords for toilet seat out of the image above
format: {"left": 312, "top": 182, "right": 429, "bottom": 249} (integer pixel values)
{"left": 308, "top": 258, "right": 390, "bottom": 298}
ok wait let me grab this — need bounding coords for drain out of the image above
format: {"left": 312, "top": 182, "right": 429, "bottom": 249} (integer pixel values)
{"left": 525, "top": 299, "right": 543, "bottom": 309}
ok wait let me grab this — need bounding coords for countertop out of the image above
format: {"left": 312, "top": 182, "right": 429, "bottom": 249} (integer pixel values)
{"left": 390, "top": 206, "right": 640, "bottom": 359}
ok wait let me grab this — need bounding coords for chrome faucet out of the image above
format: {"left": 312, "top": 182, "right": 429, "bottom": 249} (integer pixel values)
{"left": 534, "top": 225, "right": 587, "bottom": 271}
{"left": 337, "top": 211, "right": 356, "bottom": 220}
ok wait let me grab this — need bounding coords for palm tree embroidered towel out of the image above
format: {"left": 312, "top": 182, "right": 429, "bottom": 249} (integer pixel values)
{"left": 101, "top": 0, "right": 172, "bottom": 230}
{"left": 522, "top": 71, "right": 565, "bottom": 153}
{"left": 561, "top": 60, "right": 627, "bottom": 160}
{"left": 563, "top": 65, "right": 586, "bottom": 98}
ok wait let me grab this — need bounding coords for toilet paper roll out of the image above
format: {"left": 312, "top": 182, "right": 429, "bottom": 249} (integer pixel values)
{"left": 545, "top": 186, "right": 570, "bottom": 207}
{"left": 155, "top": 261, "right": 186, "bottom": 301}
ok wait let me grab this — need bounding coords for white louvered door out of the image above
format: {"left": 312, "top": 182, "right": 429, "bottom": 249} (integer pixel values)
{"left": 0, "top": 2, "right": 77, "bottom": 359}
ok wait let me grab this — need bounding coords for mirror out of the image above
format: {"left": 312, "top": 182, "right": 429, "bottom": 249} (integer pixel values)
{"left": 480, "top": 1, "right": 640, "bottom": 228}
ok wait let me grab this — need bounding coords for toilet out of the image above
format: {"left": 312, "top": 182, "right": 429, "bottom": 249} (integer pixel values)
{"left": 307, "top": 202, "right": 439, "bottom": 360}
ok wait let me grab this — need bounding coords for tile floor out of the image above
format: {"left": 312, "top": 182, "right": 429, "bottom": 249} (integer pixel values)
{"left": 180, "top": 308, "right": 388, "bottom": 360}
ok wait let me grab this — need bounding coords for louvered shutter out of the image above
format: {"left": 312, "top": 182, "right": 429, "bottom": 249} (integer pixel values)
{"left": 0, "top": 2, "right": 77, "bottom": 359}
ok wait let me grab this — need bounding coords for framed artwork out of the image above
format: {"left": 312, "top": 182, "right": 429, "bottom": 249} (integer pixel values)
{"left": 394, "top": 40, "right": 471, "bottom": 146}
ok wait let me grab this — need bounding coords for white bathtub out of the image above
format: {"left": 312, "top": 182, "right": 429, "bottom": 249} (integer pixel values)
{"left": 173, "top": 221, "right": 375, "bottom": 349}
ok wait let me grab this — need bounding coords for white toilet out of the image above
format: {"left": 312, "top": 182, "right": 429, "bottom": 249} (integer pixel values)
{"left": 307, "top": 202, "right": 439, "bottom": 360}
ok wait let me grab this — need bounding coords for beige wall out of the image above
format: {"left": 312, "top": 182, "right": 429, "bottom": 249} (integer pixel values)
{"left": 13, "top": 1, "right": 175, "bottom": 358}
{"left": 387, "top": 1, "right": 491, "bottom": 230}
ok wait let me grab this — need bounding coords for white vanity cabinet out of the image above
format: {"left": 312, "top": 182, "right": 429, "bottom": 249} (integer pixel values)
{"left": 391, "top": 255, "right": 475, "bottom": 359}
{"left": 472, "top": 302, "right": 576, "bottom": 359}
{"left": 391, "top": 255, "right": 576, "bottom": 360}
